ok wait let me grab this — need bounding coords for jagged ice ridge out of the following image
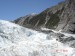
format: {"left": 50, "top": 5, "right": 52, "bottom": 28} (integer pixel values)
{"left": 0, "top": 20, "right": 75, "bottom": 56}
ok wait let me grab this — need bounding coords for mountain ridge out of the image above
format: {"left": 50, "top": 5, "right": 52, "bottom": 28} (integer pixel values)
{"left": 14, "top": 0, "right": 75, "bottom": 34}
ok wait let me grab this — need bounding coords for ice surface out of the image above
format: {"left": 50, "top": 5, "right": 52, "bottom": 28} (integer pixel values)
{"left": 0, "top": 20, "right": 75, "bottom": 56}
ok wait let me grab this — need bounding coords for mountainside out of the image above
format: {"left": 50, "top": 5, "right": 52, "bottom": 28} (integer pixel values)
{"left": 1, "top": 20, "right": 75, "bottom": 56}
{"left": 14, "top": 0, "right": 75, "bottom": 34}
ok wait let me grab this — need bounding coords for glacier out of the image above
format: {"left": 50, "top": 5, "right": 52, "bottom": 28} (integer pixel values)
{"left": 0, "top": 20, "right": 75, "bottom": 56}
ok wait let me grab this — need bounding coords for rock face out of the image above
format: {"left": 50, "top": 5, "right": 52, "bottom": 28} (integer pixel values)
{"left": 14, "top": 0, "right": 75, "bottom": 34}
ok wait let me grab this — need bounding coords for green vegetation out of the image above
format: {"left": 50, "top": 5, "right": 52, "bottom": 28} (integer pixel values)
{"left": 46, "top": 12, "right": 60, "bottom": 29}
{"left": 29, "top": 12, "right": 47, "bottom": 26}
{"left": 23, "top": 17, "right": 29, "bottom": 25}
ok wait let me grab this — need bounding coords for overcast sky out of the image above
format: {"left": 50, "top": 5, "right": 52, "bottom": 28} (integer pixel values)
{"left": 0, "top": 0, "right": 64, "bottom": 21}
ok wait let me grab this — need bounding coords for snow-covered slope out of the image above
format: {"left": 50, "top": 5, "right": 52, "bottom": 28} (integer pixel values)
{"left": 0, "top": 20, "right": 75, "bottom": 56}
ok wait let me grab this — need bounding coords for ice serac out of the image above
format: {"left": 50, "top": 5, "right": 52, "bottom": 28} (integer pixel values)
{"left": 14, "top": 0, "right": 75, "bottom": 34}
{"left": 0, "top": 20, "right": 75, "bottom": 56}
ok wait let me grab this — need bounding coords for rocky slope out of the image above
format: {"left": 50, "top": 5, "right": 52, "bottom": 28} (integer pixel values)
{"left": 14, "top": 0, "right": 75, "bottom": 34}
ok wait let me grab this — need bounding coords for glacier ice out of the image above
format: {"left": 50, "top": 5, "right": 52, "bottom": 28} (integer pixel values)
{"left": 0, "top": 20, "right": 75, "bottom": 56}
